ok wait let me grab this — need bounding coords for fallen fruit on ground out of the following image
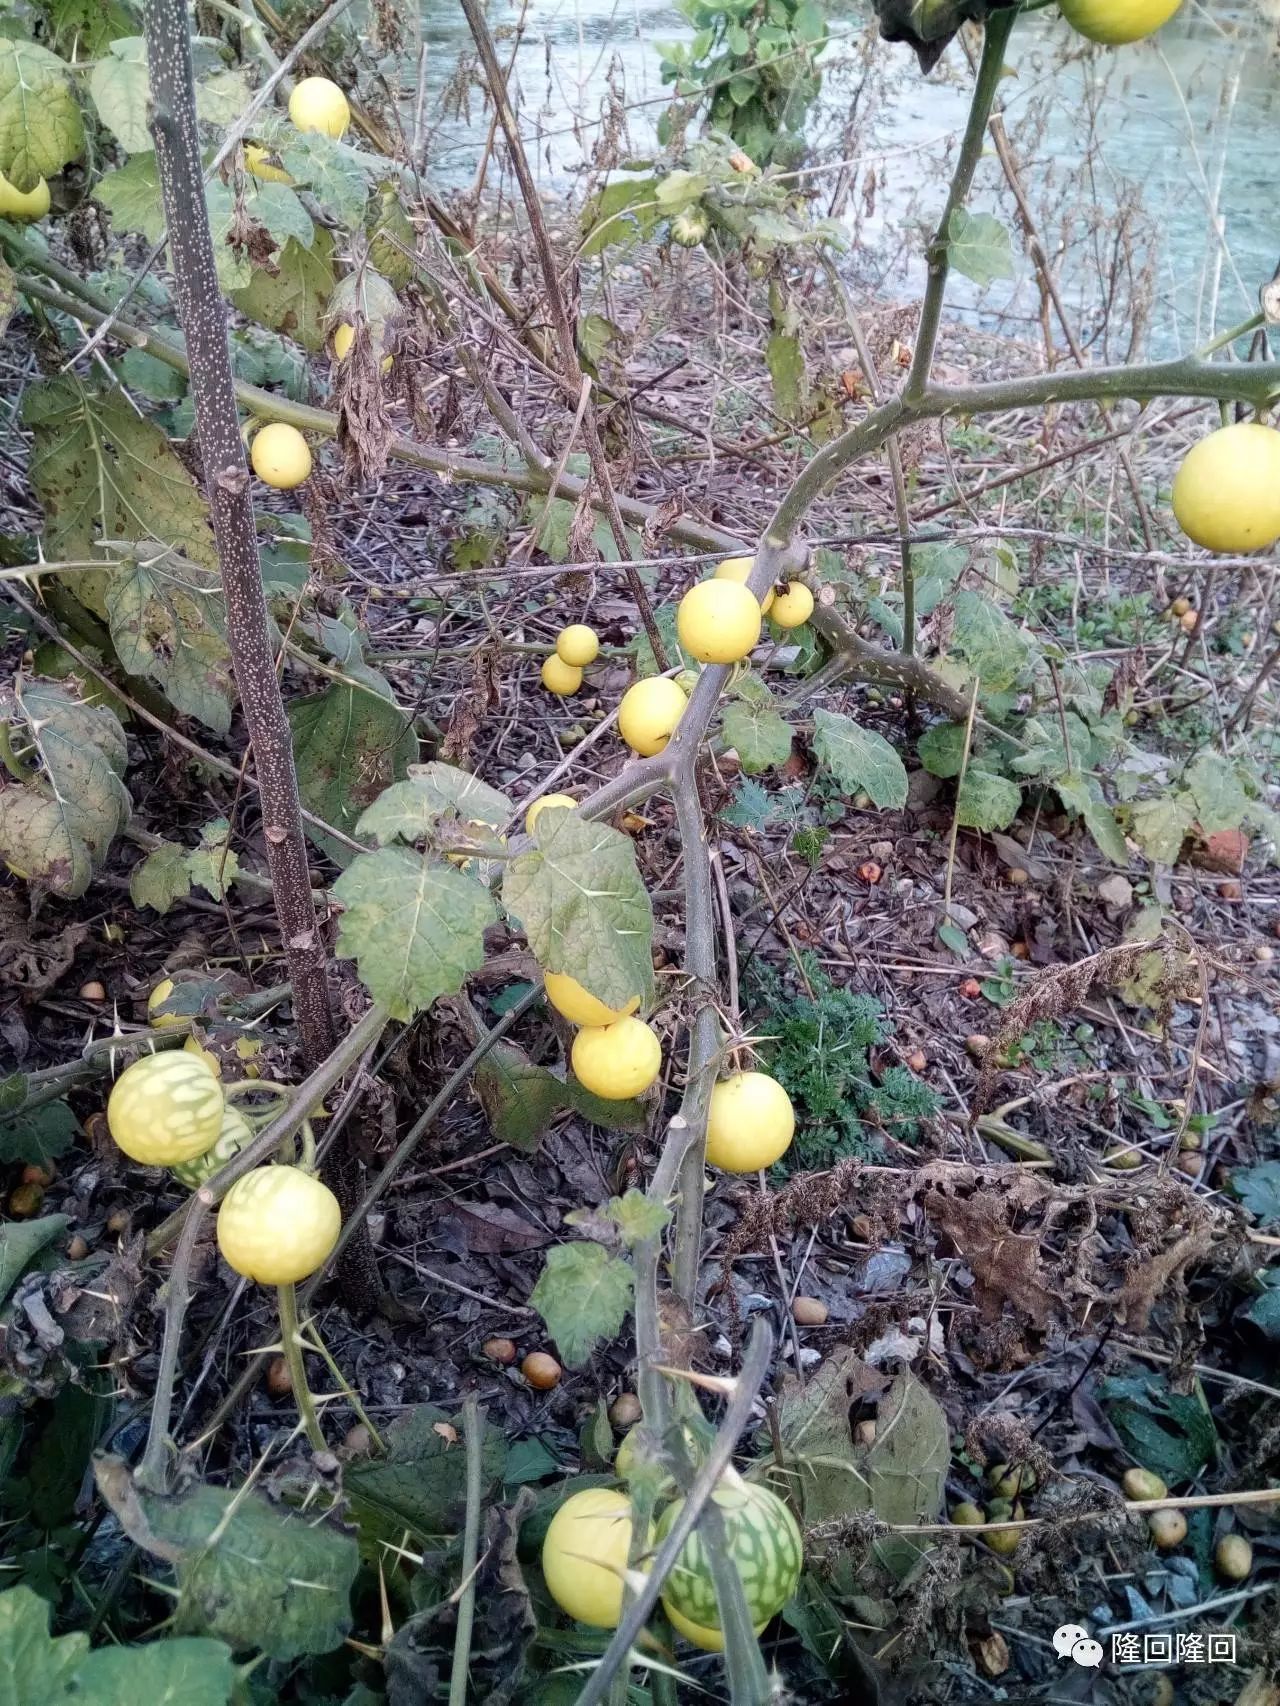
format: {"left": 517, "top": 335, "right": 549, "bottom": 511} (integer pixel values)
{"left": 705, "top": 1070, "right": 795, "bottom": 1171}
{"left": 571, "top": 1016, "right": 663, "bottom": 1099}
{"left": 542, "top": 1487, "right": 644, "bottom": 1627}
{"left": 655, "top": 1477, "right": 802, "bottom": 1628}
{"left": 609, "top": 1392, "right": 642, "bottom": 1428}
{"left": 1171, "top": 422, "right": 1280, "bottom": 553}
{"left": 1147, "top": 1508, "right": 1187, "bottom": 1548}
{"left": 618, "top": 675, "right": 688, "bottom": 755}
{"left": 250, "top": 422, "right": 313, "bottom": 489}
{"left": 951, "top": 1502, "right": 985, "bottom": 1526}
{"left": 544, "top": 970, "right": 640, "bottom": 1027}
{"left": 791, "top": 1295, "right": 827, "bottom": 1325}
{"left": 714, "top": 554, "right": 775, "bottom": 613}
{"left": 216, "top": 1165, "right": 342, "bottom": 1284}
{"left": 522, "top": 1351, "right": 562, "bottom": 1389}
{"left": 525, "top": 793, "right": 577, "bottom": 833}
{"left": 0, "top": 171, "right": 50, "bottom": 220}
{"left": 288, "top": 75, "right": 351, "bottom": 137}
{"left": 770, "top": 581, "right": 815, "bottom": 629}
{"left": 1058, "top": 0, "right": 1183, "bottom": 45}
{"left": 482, "top": 1336, "right": 517, "bottom": 1364}
{"left": 147, "top": 978, "right": 184, "bottom": 1027}
{"left": 541, "top": 653, "right": 583, "bottom": 695}
{"left": 556, "top": 624, "right": 599, "bottom": 666}
{"left": 1215, "top": 1533, "right": 1252, "bottom": 1580}
{"left": 984, "top": 1503, "right": 1023, "bottom": 1554}
{"left": 107, "top": 1052, "right": 225, "bottom": 1166}
{"left": 1122, "top": 1467, "right": 1169, "bottom": 1502}
{"left": 677, "top": 579, "right": 762, "bottom": 664}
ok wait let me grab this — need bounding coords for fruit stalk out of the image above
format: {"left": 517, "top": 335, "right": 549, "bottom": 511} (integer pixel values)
{"left": 276, "top": 1283, "right": 326, "bottom": 1452}
{"left": 141, "top": 0, "right": 338, "bottom": 1081}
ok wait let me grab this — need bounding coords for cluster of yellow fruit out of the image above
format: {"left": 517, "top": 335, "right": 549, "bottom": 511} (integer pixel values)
{"left": 541, "top": 624, "right": 600, "bottom": 696}
{"left": 1172, "top": 421, "right": 1280, "bottom": 555}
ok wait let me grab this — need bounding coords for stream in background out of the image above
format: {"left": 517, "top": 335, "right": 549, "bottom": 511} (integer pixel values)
{"left": 416, "top": 2, "right": 1278, "bottom": 360}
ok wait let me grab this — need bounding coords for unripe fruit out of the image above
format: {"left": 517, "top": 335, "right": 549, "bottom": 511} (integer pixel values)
{"left": 522, "top": 1351, "right": 562, "bottom": 1389}
{"left": 792, "top": 1295, "right": 828, "bottom": 1325}
{"left": 170, "top": 1103, "right": 254, "bottom": 1188}
{"left": 985, "top": 1503, "right": 1023, "bottom": 1554}
{"left": 951, "top": 1501, "right": 985, "bottom": 1527}
{"left": 556, "top": 624, "right": 599, "bottom": 667}
{"left": 1147, "top": 1508, "right": 1187, "bottom": 1548}
{"left": 1215, "top": 1533, "right": 1252, "bottom": 1580}
{"left": 676, "top": 580, "right": 762, "bottom": 664}
{"left": 244, "top": 144, "right": 293, "bottom": 184}
{"left": 1172, "top": 422, "right": 1280, "bottom": 553}
{"left": 990, "top": 1464, "right": 1037, "bottom": 1498}
{"left": 670, "top": 207, "right": 710, "bottom": 248}
{"left": 1122, "top": 1467, "right": 1168, "bottom": 1502}
{"left": 217, "top": 1166, "right": 341, "bottom": 1284}
{"left": 1059, "top": 0, "right": 1184, "bottom": 46}
{"left": 482, "top": 1336, "right": 517, "bottom": 1364}
{"left": 705, "top": 1071, "right": 795, "bottom": 1171}
{"left": 541, "top": 654, "right": 583, "bottom": 696}
{"left": 1179, "top": 609, "right": 1199, "bottom": 634}
{"left": 332, "top": 322, "right": 392, "bottom": 372}
{"left": 0, "top": 171, "right": 50, "bottom": 221}
{"left": 544, "top": 970, "right": 640, "bottom": 1028}
{"left": 663, "top": 1598, "right": 766, "bottom": 1650}
{"left": 250, "top": 422, "right": 312, "bottom": 489}
{"left": 542, "top": 1487, "right": 643, "bottom": 1626}
{"left": 108, "top": 1052, "right": 225, "bottom": 1166}
{"left": 609, "top": 1392, "right": 642, "bottom": 1429}
{"left": 1106, "top": 1145, "right": 1144, "bottom": 1169}
{"left": 714, "top": 555, "right": 775, "bottom": 614}
{"left": 770, "top": 582, "right": 815, "bottom": 629}
{"left": 526, "top": 793, "right": 577, "bottom": 834}
{"left": 1170, "top": 596, "right": 1192, "bottom": 617}
{"left": 618, "top": 676, "right": 688, "bottom": 756}
{"left": 572, "top": 1017, "right": 662, "bottom": 1100}
{"left": 288, "top": 76, "right": 351, "bottom": 139}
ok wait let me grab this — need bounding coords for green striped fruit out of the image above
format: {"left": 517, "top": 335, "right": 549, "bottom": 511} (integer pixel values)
{"left": 171, "top": 1104, "right": 254, "bottom": 1188}
{"left": 655, "top": 1479, "right": 802, "bottom": 1629}
{"left": 107, "top": 1052, "right": 225, "bottom": 1166}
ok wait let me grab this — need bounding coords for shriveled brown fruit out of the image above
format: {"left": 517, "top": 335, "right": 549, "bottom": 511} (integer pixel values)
{"left": 608, "top": 1392, "right": 642, "bottom": 1429}
{"left": 265, "top": 1355, "right": 293, "bottom": 1398}
{"left": 482, "top": 1337, "right": 517, "bottom": 1365}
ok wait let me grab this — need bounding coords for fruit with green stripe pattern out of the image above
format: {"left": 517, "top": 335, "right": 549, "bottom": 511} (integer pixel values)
{"left": 655, "top": 1477, "right": 802, "bottom": 1630}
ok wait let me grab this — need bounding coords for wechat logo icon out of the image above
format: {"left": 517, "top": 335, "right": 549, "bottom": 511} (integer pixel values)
{"left": 1054, "top": 1624, "right": 1103, "bottom": 1668}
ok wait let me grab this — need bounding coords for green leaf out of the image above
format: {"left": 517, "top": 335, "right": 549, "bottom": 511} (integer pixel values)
{"left": 654, "top": 169, "right": 708, "bottom": 209}
{"left": 502, "top": 811, "right": 655, "bottom": 1013}
{"left": 0, "top": 39, "right": 84, "bottom": 188}
{"left": 1130, "top": 793, "right": 1194, "bottom": 866}
{"left": 94, "top": 152, "right": 165, "bottom": 241}
{"left": 937, "top": 921, "right": 969, "bottom": 959}
{"left": 811, "top": 709, "right": 908, "bottom": 808}
{"left": 530, "top": 1242, "right": 633, "bottom": 1367}
{"left": 230, "top": 231, "right": 336, "bottom": 353}
{"left": 66, "top": 1638, "right": 235, "bottom": 1706}
{"left": 357, "top": 762, "right": 511, "bottom": 845}
{"left": 332, "top": 847, "right": 496, "bottom": 1021}
{"left": 0, "top": 1585, "right": 88, "bottom": 1703}
{"left": 601, "top": 1189, "right": 670, "bottom": 1248}
{"left": 633, "top": 603, "right": 692, "bottom": 678}
{"left": 0, "top": 1098, "right": 78, "bottom": 1166}
{"left": 184, "top": 819, "right": 240, "bottom": 902}
{"left": 345, "top": 1404, "right": 506, "bottom": 1544}
{"left": 1183, "top": 750, "right": 1248, "bottom": 835}
{"left": 22, "top": 376, "right": 217, "bottom": 617}
{"left": 0, "top": 1215, "right": 70, "bottom": 1306}
{"left": 104, "top": 550, "right": 233, "bottom": 733}
{"left": 1244, "top": 1280, "right": 1280, "bottom": 1341}
{"left": 290, "top": 666, "right": 417, "bottom": 867}
{"left": 195, "top": 69, "right": 251, "bottom": 130}
{"left": 1082, "top": 799, "right": 1129, "bottom": 867}
{"left": 956, "top": 768, "right": 1021, "bottom": 832}
{"left": 951, "top": 590, "right": 1032, "bottom": 692}
{"left": 128, "top": 842, "right": 192, "bottom": 914}
{"left": 863, "top": 1372, "right": 949, "bottom": 1580}
{"left": 43, "top": 0, "right": 137, "bottom": 57}
{"left": 946, "top": 207, "right": 1014, "bottom": 287}
{"left": 205, "top": 179, "right": 314, "bottom": 294}
{"left": 1099, "top": 1374, "right": 1216, "bottom": 1485}
{"left": 1233, "top": 1162, "right": 1280, "bottom": 1229}
{"left": 917, "top": 721, "right": 966, "bottom": 779}
{"left": 274, "top": 131, "right": 371, "bottom": 231}
{"left": 473, "top": 1041, "right": 648, "bottom": 1152}
{"left": 721, "top": 697, "right": 793, "bottom": 774}
{"left": 95, "top": 1458, "right": 359, "bottom": 1660}
{"left": 581, "top": 176, "right": 661, "bottom": 257}
{"left": 0, "top": 679, "right": 131, "bottom": 898}
{"left": 88, "top": 36, "right": 150, "bottom": 154}
{"left": 29, "top": 1381, "right": 109, "bottom": 1525}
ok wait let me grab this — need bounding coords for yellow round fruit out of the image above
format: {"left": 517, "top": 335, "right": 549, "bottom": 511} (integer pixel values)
{"left": 216, "top": 1165, "right": 341, "bottom": 1284}
{"left": 107, "top": 1051, "right": 226, "bottom": 1166}
{"left": 618, "top": 676, "right": 688, "bottom": 756}
{"left": 770, "top": 581, "right": 815, "bottom": 629}
{"left": 542, "top": 1487, "right": 646, "bottom": 1628}
{"left": 714, "top": 555, "right": 775, "bottom": 615}
{"left": 556, "top": 624, "right": 599, "bottom": 667}
{"left": 250, "top": 422, "right": 312, "bottom": 489}
{"left": 526, "top": 793, "right": 577, "bottom": 834}
{"left": 183, "top": 1035, "right": 222, "bottom": 1078}
{"left": 287, "top": 76, "right": 351, "bottom": 139}
{"left": 676, "top": 580, "right": 762, "bottom": 665}
{"left": 148, "top": 978, "right": 184, "bottom": 1028}
{"left": 662, "top": 1598, "right": 766, "bottom": 1651}
{"left": 244, "top": 144, "right": 293, "bottom": 184}
{"left": 0, "top": 171, "right": 50, "bottom": 220}
{"left": 541, "top": 654, "right": 583, "bottom": 696}
{"left": 1059, "top": 0, "right": 1182, "bottom": 43}
{"left": 1171, "top": 423, "right": 1280, "bottom": 553}
{"left": 545, "top": 970, "right": 640, "bottom": 1028}
{"left": 705, "top": 1071, "right": 795, "bottom": 1171}
{"left": 572, "top": 1017, "right": 662, "bottom": 1100}
{"left": 332, "top": 322, "right": 393, "bottom": 372}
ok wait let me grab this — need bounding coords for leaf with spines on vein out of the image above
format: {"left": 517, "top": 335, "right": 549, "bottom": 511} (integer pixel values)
{"left": 812, "top": 709, "right": 908, "bottom": 808}
{"left": 332, "top": 847, "right": 495, "bottom": 1020}
{"left": 0, "top": 39, "right": 84, "bottom": 186}
{"left": 722, "top": 695, "right": 793, "bottom": 774}
{"left": 1130, "top": 793, "right": 1195, "bottom": 866}
{"left": 502, "top": 810, "right": 655, "bottom": 1012}
{"left": 93, "top": 153, "right": 165, "bottom": 240}
{"left": 129, "top": 841, "right": 192, "bottom": 914}
{"left": 1183, "top": 750, "right": 1248, "bottom": 836}
{"left": 530, "top": 1241, "right": 633, "bottom": 1367}
{"left": 951, "top": 590, "right": 1033, "bottom": 693}
{"left": 956, "top": 768, "right": 1021, "bottom": 832}
{"left": 185, "top": 819, "right": 240, "bottom": 902}
{"left": 357, "top": 762, "right": 513, "bottom": 846}
{"left": 274, "top": 130, "right": 372, "bottom": 230}
{"left": 104, "top": 548, "right": 233, "bottom": 733}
